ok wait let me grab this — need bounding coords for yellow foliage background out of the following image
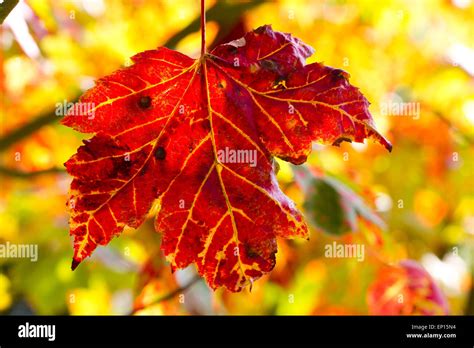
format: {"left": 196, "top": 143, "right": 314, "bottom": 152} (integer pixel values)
{"left": 0, "top": 0, "right": 473, "bottom": 315}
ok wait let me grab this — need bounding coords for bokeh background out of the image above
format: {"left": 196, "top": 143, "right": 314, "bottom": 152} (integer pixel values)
{"left": 0, "top": 0, "right": 473, "bottom": 315}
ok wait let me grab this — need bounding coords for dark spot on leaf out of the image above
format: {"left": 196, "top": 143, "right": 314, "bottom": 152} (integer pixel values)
{"left": 202, "top": 120, "right": 211, "bottom": 131}
{"left": 138, "top": 96, "right": 151, "bottom": 109}
{"left": 109, "top": 157, "right": 134, "bottom": 178}
{"left": 155, "top": 146, "right": 166, "bottom": 160}
{"left": 272, "top": 75, "right": 287, "bottom": 89}
{"left": 330, "top": 69, "right": 348, "bottom": 83}
{"left": 260, "top": 59, "right": 277, "bottom": 71}
{"left": 245, "top": 243, "right": 259, "bottom": 258}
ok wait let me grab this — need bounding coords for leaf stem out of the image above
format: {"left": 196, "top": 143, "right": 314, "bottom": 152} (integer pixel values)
{"left": 200, "top": 0, "right": 206, "bottom": 57}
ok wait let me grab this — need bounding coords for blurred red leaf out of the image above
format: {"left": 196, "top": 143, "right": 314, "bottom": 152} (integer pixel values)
{"left": 133, "top": 254, "right": 179, "bottom": 313}
{"left": 367, "top": 260, "right": 449, "bottom": 315}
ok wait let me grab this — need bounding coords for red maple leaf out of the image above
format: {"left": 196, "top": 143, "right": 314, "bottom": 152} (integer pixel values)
{"left": 62, "top": 23, "right": 391, "bottom": 291}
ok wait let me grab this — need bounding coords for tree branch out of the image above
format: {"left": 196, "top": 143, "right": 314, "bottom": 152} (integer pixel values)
{"left": 0, "top": 165, "right": 65, "bottom": 178}
{"left": 0, "top": 0, "right": 19, "bottom": 23}
{"left": 0, "top": 98, "right": 78, "bottom": 152}
{"left": 131, "top": 275, "right": 201, "bottom": 315}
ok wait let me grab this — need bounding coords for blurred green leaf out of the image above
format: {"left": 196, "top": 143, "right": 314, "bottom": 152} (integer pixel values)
{"left": 293, "top": 165, "right": 385, "bottom": 235}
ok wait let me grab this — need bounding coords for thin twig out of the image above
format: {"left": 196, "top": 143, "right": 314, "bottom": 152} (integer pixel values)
{"left": 131, "top": 275, "right": 201, "bottom": 315}
{"left": 0, "top": 165, "right": 66, "bottom": 178}
{"left": 428, "top": 106, "right": 474, "bottom": 145}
